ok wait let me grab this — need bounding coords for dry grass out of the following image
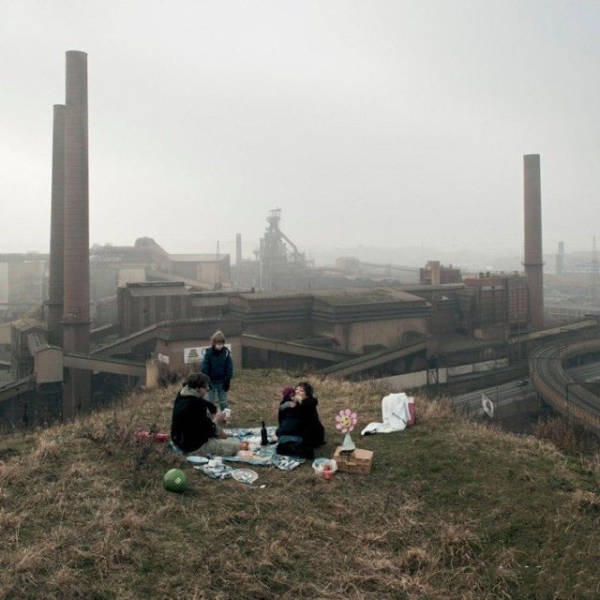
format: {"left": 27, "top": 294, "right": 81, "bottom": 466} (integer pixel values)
{"left": 0, "top": 369, "right": 599, "bottom": 599}
{"left": 532, "top": 415, "right": 587, "bottom": 455}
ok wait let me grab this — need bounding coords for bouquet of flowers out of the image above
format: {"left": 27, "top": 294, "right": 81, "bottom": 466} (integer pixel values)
{"left": 335, "top": 409, "right": 358, "bottom": 452}
{"left": 335, "top": 409, "right": 357, "bottom": 434}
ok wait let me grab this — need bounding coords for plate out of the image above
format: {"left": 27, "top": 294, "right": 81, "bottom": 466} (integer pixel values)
{"left": 186, "top": 456, "right": 209, "bottom": 465}
{"left": 231, "top": 469, "right": 259, "bottom": 484}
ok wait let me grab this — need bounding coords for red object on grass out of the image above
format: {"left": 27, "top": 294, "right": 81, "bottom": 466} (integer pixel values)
{"left": 134, "top": 431, "right": 169, "bottom": 442}
{"left": 407, "top": 400, "right": 415, "bottom": 426}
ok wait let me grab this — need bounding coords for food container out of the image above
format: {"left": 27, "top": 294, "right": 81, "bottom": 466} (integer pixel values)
{"left": 312, "top": 458, "right": 338, "bottom": 480}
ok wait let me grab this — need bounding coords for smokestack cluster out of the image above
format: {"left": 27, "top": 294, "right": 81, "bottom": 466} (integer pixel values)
{"left": 523, "top": 154, "right": 544, "bottom": 330}
{"left": 47, "top": 51, "right": 91, "bottom": 417}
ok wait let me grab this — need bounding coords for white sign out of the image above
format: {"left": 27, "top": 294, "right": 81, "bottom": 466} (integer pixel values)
{"left": 184, "top": 347, "right": 207, "bottom": 364}
{"left": 481, "top": 393, "right": 495, "bottom": 418}
{"left": 157, "top": 353, "right": 170, "bottom": 365}
{"left": 183, "top": 344, "right": 232, "bottom": 365}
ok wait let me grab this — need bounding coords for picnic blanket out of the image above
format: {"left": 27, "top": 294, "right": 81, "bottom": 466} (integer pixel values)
{"left": 187, "top": 426, "right": 305, "bottom": 473}
{"left": 224, "top": 426, "right": 277, "bottom": 443}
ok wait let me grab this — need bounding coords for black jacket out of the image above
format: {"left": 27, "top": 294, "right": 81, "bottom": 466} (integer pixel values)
{"left": 201, "top": 347, "right": 233, "bottom": 385}
{"left": 170, "top": 389, "right": 217, "bottom": 453}
{"left": 276, "top": 396, "right": 325, "bottom": 449}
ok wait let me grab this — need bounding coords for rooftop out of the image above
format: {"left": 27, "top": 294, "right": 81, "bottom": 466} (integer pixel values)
{"left": 169, "top": 254, "right": 229, "bottom": 263}
{"left": 313, "top": 288, "right": 426, "bottom": 305}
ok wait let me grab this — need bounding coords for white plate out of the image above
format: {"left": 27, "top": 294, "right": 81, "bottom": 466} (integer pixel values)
{"left": 231, "top": 469, "right": 258, "bottom": 484}
{"left": 186, "top": 456, "right": 209, "bottom": 465}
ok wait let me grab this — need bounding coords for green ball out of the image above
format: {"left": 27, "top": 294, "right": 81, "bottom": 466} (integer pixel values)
{"left": 163, "top": 468, "right": 187, "bottom": 493}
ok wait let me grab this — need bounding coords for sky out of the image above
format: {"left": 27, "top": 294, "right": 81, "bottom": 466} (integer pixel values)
{"left": 1, "top": 0, "right": 600, "bottom": 264}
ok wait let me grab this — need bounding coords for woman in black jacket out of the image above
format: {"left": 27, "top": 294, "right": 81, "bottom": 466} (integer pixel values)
{"left": 170, "top": 373, "right": 240, "bottom": 455}
{"left": 276, "top": 382, "right": 325, "bottom": 459}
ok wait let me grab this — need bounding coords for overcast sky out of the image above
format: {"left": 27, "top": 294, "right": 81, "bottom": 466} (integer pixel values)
{"left": 1, "top": 0, "right": 600, "bottom": 262}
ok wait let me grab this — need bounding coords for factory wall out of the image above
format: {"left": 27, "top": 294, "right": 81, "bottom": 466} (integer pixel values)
{"left": 153, "top": 335, "right": 242, "bottom": 374}
{"left": 313, "top": 316, "right": 427, "bottom": 354}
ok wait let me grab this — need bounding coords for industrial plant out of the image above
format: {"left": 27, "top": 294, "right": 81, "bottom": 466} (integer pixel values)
{"left": 2, "top": 51, "right": 600, "bottom": 438}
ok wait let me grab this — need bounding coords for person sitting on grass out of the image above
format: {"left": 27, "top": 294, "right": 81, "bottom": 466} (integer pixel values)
{"left": 201, "top": 330, "right": 233, "bottom": 410}
{"left": 170, "top": 373, "right": 240, "bottom": 456}
{"left": 276, "top": 382, "right": 325, "bottom": 459}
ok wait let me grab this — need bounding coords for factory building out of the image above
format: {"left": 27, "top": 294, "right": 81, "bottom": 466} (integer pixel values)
{"left": 0, "top": 254, "right": 48, "bottom": 319}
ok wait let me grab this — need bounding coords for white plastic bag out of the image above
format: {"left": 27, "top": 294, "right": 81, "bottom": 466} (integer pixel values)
{"left": 361, "top": 393, "right": 415, "bottom": 435}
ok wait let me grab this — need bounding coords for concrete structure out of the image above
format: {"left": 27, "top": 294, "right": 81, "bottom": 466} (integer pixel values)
{"left": 556, "top": 241, "right": 565, "bottom": 276}
{"left": 62, "top": 50, "right": 91, "bottom": 416}
{"left": 530, "top": 338, "right": 600, "bottom": 434}
{"left": 169, "top": 254, "right": 231, "bottom": 288}
{"left": 459, "top": 275, "right": 529, "bottom": 338}
{"left": 0, "top": 254, "right": 47, "bottom": 318}
{"left": 429, "top": 261, "right": 441, "bottom": 285}
{"left": 419, "top": 261, "right": 461, "bottom": 285}
{"left": 89, "top": 238, "right": 230, "bottom": 302}
{"left": 47, "top": 104, "right": 66, "bottom": 346}
{"left": 117, "top": 282, "right": 232, "bottom": 336}
{"left": 523, "top": 154, "right": 544, "bottom": 330}
{"left": 0, "top": 252, "right": 48, "bottom": 320}
{"left": 236, "top": 233, "right": 242, "bottom": 266}
{"left": 311, "top": 290, "right": 430, "bottom": 354}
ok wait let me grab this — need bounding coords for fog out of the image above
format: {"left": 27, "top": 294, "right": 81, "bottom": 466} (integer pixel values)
{"left": 1, "top": 0, "right": 599, "bottom": 265}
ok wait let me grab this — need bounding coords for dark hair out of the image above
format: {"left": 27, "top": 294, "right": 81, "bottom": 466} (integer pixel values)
{"left": 296, "top": 381, "right": 314, "bottom": 399}
{"left": 184, "top": 372, "right": 211, "bottom": 390}
{"left": 282, "top": 386, "right": 295, "bottom": 402}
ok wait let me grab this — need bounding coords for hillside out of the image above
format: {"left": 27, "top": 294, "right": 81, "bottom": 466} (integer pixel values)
{"left": 1, "top": 370, "right": 599, "bottom": 599}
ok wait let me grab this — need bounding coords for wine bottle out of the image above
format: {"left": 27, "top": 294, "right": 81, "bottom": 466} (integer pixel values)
{"left": 260, "top": 420, "right": 268, "bottom": 445}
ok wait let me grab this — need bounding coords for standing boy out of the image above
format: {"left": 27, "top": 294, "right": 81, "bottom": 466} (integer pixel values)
{"left": 201, "top": 330, "right": 233, "bottom": 410}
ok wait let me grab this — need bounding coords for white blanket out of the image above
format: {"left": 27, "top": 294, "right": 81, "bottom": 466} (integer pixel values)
{"left": 361, "top": 393, "right": 414, "bottom": 435}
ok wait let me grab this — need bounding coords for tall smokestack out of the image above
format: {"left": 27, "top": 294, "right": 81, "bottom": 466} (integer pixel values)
{"left": 523, "top": 154, "right": 544, "bottom": 329}
{"left": 429, "top": 260, "right": 441, "bottom": 286}
{"left": 47, "top": 104, "right": 65, "bottom": 346}
{"left": 236, "top": 233, "right": 242, "bottom": 266}
{"left": 62, "top": 50, "right": 90, "bottom": 416}
{"left": 556, "top": 241, "right": 565, "bottom": 276}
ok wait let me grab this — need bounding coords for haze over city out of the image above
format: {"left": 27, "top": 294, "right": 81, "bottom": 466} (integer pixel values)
{"left": 4, "top": 4, "right": 600, "bottom": 598}
{"left": 2, "top": 0, "right": 599, "bottom": 265}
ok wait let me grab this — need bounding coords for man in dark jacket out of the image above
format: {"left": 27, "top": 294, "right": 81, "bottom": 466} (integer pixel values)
{"left": 201, "top": 330, "right": 233, "bottom": 410}
{"left": 276, "top": 382, "right": 325, "bottom": 459}
{"left": 170, "top": 373, "right": 240, "bottom": 455}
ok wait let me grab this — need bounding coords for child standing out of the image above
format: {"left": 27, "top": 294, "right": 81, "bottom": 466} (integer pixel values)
{"left": 201, "top": 330, "right": 233, "bottom": 410}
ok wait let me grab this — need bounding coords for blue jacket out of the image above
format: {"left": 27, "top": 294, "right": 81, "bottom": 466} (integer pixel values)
{"left": 201, "top": 347, "right": 233, "bottom": 384}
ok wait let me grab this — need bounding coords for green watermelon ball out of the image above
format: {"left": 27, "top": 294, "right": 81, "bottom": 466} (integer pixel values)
{"left": 164, "top": 468, "right": 187, "bottom": 493}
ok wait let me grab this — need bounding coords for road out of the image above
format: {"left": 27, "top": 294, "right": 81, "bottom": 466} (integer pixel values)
{"left": 453, "top": 359, "right": 600, "bottom": 417}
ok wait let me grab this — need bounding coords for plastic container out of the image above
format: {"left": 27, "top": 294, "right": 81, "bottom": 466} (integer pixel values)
{"left": 312, "top": 458, "right": 338, "bottom": 480}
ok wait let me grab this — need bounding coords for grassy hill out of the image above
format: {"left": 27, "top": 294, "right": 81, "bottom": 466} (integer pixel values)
{"left": 1, "top": 370, "right": 599, "bottom": 599}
